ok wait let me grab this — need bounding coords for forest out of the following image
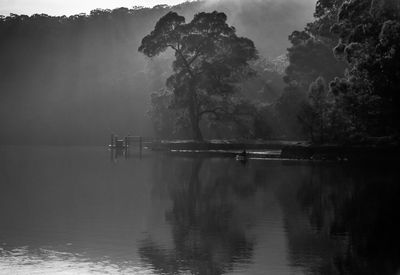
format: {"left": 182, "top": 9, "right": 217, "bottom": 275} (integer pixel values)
{"left": 0, "top": 0, "right": 399, "bottom": 145}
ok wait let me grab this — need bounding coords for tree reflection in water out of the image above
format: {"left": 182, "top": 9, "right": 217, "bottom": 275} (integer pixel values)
{"left": 296, "top": 163, "right": 400, "bottom": 275}
{"left": 138, "top": 157, "right": 400, "bottom": 275}
{"left": 139, "top": 157, "right": 261, "bottom": 275}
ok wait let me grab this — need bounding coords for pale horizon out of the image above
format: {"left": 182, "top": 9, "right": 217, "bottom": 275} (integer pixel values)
{"left": 0, "top": 0, "right": 191, "bottom": 16}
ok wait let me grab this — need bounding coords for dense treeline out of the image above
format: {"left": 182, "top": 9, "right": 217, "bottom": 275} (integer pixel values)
{"left": 145, "top": 0, "right": 400, "bottom": 143}
{"left": 3, "top": 0, "right": 396, "bottom": 144}
{"left": 0, "top": 0, "right": 314, "bottom": 144}
{"left": 285, "top": 0, "right": 400, "bottom": 144}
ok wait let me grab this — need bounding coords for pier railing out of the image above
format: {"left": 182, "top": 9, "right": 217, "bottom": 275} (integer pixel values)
{"left": 109, "top": 134, "right": 157, "bottom": 149}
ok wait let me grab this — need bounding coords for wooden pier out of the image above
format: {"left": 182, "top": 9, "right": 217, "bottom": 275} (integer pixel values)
{"left": 109, "top": 134, "right": 144, "bottom": 149}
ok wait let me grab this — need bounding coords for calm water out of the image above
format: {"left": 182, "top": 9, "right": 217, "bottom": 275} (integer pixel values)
{"left": 0, "top": 146, "right": 399, "bottom": 275}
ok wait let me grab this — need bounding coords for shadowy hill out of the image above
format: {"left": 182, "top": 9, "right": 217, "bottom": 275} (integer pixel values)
{"left": 0, "top": 0, "right": 315, "bottom": 145}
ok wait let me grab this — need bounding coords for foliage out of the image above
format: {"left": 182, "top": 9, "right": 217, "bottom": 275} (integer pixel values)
{"left": 139, "top": 11, "right": 258, "bottom": 140}
{"left": 284, "top": 0, "right": 400, "bottom": 143}
{"left": 274, "top": 85, "right": 308, "bottom": 139}
{"left": 148, "top": 89, "right": 190, "bottom": 139}
{"left": 239, "top": 57, "right": 287, "bottom": 139}
{"left": 330, "top": 0, "right": 400, "bottom": 138}
{"left": 148, "top": 56, "right": 288, "bottom": 140}
{"left": 284, "top": 0, "right": 347, "bottom": 92}
{"left": 298, "top": 77, "right": 332, "bottom": 143}
{"left": 280, "top": 0, "right": 347, "bottom": 141}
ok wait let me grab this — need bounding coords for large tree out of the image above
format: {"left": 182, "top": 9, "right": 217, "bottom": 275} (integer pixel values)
{"left": 139, "top": 11, "right": 258, "bottom": 140}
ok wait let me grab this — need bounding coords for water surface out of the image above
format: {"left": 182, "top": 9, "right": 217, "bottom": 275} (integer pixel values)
{"left": 0, "top": 146, "right": 399, "bottom": 274}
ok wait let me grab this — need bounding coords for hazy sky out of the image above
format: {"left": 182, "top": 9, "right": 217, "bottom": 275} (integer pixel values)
{"left": 0, "top": 0, "right": 190, "bottom": 16}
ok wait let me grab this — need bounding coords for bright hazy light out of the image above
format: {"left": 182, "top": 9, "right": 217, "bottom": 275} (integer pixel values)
{"left": 0, "top": 0, "right": 189, "bottom": 16}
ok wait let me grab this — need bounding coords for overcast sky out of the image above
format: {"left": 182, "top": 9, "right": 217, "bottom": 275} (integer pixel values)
{"left": 0, "top": 0, "right": 190, "bottom": 16}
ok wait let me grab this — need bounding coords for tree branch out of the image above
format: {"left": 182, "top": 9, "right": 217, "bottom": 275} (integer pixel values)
{"left": 167, "top": 44, "right": 195, "bottom": 78}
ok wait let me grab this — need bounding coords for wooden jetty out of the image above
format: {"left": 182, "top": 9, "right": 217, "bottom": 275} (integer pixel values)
{"left": 109, "top": 134, "right": 143, "bottom": 150}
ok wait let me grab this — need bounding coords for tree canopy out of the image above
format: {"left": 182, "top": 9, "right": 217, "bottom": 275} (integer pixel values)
{"left": 283, "top": 0, "right": 400, "bottom": 143}
{"left": 330, "top": 0, "right": 400, "bottom": 137}
{"left": 139, "top": 11, "right": 258, "bottom": 140}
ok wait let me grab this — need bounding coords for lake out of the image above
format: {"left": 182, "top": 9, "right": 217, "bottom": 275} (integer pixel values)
{"left": 0, "top": 146, "right": 399, "bottom": 274}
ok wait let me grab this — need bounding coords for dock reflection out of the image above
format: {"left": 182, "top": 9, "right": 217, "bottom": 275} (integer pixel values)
{"left": 109, "top": 146, "right": 142, "bottom": 162}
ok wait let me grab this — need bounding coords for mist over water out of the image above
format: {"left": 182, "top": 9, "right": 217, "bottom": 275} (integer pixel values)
{"left": 0, "top": 0, "right": 316, "bottom": 145}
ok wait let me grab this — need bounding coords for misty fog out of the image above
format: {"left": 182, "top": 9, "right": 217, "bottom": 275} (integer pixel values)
{"left": 0, "top": 0, "right": 316, "bottom": 145}
{"left": 2, "top": 1, "right": 400, "bottom": 274}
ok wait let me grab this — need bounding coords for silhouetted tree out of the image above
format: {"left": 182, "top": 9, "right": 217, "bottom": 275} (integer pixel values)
{"left": 138, "top": 11, "right": 258, "bottom": 140}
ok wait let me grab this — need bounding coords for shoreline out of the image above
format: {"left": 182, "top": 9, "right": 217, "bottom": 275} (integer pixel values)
{"left": 146, "top": 140, "right": 400, "bottom": 161}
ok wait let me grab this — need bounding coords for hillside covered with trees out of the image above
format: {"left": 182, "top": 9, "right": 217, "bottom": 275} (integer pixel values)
{"left": 0, "top": 0, "right": 314, "bottom": 145}
{"left": 1, "top": 0, "right": 398, "bottom": 145}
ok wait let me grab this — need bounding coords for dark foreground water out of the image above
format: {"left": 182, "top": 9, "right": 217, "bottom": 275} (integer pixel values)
{"left": 0, "top": 146, "right": 399, "bottom": 275}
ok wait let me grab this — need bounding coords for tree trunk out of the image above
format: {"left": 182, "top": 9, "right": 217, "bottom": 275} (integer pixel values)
{"left": 189, "top": 104, "right": 203, "bottom": 141}
{"left": 188, "top": 80, "right": 203, "bottom": 141}
{"left": 192, "top": 119, "right": 203, "bottom": 141}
